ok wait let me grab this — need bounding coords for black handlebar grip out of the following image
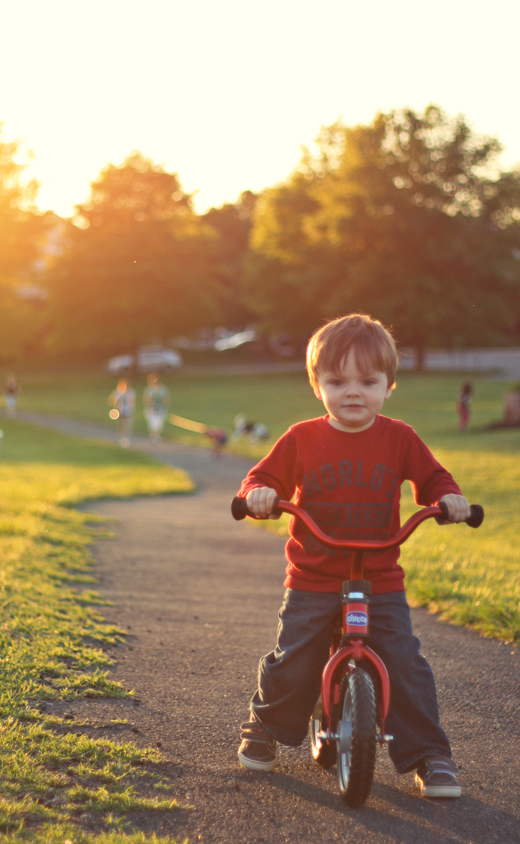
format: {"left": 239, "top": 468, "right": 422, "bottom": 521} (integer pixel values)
{"left": 467, "top": 504, "right": 484, "bottom": 529}
{"left": 231, "top": 497, "right": 251, "bottom": 520}
{"left": 436, "top": 501, "right": 484, "bottom": 528}
{"left": 231, "top": 495, "right": 283, "bottom": 520}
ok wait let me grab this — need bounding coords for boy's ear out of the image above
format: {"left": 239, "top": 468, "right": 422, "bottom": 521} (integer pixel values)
{"left": 313, "top": 385, "right": 322, "bottom": 400}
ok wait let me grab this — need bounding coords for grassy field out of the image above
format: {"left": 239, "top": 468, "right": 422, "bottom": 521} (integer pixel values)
{"left": 7, "top": 365, "right": 519, "bottom": 644}
{"left": 0, "top": 417, "right": 192, "bottom": 843}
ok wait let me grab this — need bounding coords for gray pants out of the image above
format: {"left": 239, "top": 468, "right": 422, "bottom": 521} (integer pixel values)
{"left": 251, "top": 589, "right": 452, "bottom": 773}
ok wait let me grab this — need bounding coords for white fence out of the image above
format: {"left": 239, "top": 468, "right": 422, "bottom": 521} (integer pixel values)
{"left": 398, "top": 348, "right": 520, "bottom": 380}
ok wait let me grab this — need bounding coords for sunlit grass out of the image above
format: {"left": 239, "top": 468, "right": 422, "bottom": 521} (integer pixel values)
{"left": 398, "top": 448, "right": 520, "bottom": 642}
{"left": 0, "top": 418, "right": 192, "bottom": 842}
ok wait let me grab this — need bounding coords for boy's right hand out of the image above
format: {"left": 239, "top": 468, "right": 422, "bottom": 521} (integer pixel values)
{"left": 246, "top": 487, "right": 280, "bottom": 519}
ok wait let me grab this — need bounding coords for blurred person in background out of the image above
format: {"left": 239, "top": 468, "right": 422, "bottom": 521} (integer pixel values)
{"left": 143, "top": 373, "right": 170, "bottom": 444}
{"left": 457, "top": 382, "right": 472, "bottom": 432}
{"left": 5, "top": 375, "right": 20, "bottom": 417}
{"left": 204, "top": 426, "right": 228, "bottom": 459}
{"left": 109, "top": 379, "right": 136, "bottom": 447}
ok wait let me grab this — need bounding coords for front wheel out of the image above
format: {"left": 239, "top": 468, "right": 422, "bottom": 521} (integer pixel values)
{"left": 337, "top": 667, "right": 377, "bottom": 808}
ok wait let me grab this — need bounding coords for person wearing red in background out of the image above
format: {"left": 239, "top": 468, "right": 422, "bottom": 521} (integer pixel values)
{"left": 205, "top": 426, "right": 228, "bottom": 458}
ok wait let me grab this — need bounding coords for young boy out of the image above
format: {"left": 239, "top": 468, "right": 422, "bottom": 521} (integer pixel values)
{"left": 237, "top": 314, "right": 470, "bottom": 799}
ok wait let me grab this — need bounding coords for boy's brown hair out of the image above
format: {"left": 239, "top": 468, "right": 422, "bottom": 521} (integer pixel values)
{"left": 306, "top": 314, "right": 398, "bottom": 392}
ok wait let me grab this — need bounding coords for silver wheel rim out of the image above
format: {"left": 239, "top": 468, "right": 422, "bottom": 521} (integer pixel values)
{"left": 311, "top": 717, "right": 321, "bottom": 752}
{"left": 337, "top": 687, "right": 353, "bottom": 791}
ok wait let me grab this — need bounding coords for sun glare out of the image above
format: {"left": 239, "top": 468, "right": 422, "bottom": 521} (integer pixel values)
{"left": 2, "top": 0, "right": 519, "bottom": 218}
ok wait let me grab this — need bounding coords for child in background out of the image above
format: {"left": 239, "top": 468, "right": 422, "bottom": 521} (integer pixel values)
{"left": 143, "top": 373, "right": 170, "bottom": 443}
{"left": 204, "top": 426, "right": 228, "bottom": 458}
{"left": 4, "top": 375, "right": 20, "bottom": 417}
{"left": 236, "top": 314, "right": 470, "bottom": 799}
{"left": 109, "top": 379, "right": 136, "bottom": 447}
{"left": 457, "top": 382, "right": 472, "bottom": 431}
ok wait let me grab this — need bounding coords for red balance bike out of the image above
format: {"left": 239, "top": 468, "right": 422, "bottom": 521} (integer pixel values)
{"left": 231, "top": 496, "right": 484, "bottom": 808}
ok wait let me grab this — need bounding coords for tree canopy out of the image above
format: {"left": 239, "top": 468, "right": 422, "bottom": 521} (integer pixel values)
{"left": 245, "top": 106, "right": 520, "bottom": 362}
{"left": 0, "top": 126, "right": 48, "bottom": 362}
{"left": 49, "top": 153, "right": 222, "bottom": 358}
{"left": 203, "top": 190, "right": 258, "bottom": 326}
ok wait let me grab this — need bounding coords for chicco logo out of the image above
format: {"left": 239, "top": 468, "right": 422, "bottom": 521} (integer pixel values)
{"left": 346, "top": 611, "right": 368, "bottom": 626}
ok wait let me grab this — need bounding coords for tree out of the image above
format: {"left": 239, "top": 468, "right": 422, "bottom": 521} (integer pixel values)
{"left": 203, "top": 190, "right": 258, "bottom": 326}
{"left": 49, "top": 152, "right": 222, "bottom": 359}
{"left": 245, "top": 107, "right": 520, "bottom": 364}
{"left": 0, "top": 125, "right": 48, "bottom": 362}
{"left": 244, "top": 174, "right": 329, "bottom": 341}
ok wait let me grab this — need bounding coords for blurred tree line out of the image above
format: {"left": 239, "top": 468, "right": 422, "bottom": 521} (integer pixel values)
{"left": 0, "top": 127, "right": 49, "bottom": 362}
{"left": 1, "top": 105, "right": 520, "bottom": 368}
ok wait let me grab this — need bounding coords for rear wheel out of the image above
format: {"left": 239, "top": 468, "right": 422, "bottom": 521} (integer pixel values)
{"left": 337, "top": 667, "right": 377, "bottom": 808}
{"left": 310, "top": 697, "right": 336, "bottom": 769}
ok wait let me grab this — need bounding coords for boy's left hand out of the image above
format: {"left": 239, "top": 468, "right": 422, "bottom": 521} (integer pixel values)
{"left": 438, "top": 494, "right": 471, "bottom": 523}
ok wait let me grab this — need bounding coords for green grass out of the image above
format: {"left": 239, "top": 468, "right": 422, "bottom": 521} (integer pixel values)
{"left": 398, "top": 447, "right": 520, "bottom": 641}
{"left": 0, "top": 418, "right": 193, "bottom": 843}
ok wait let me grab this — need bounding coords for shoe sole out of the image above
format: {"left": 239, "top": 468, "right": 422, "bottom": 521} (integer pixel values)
{"left": 415, "top": 774, "right": 461, "bottom": 798}
{"left": 238, "top": 751, "right": 277, "bottom": 772}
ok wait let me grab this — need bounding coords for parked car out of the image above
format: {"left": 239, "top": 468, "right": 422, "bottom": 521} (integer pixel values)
{"left": 106, "top": 347, "right": 183, "bottom": 375}
{"left": 214, "top": 328, "right": 257, "bottom": 351}
{"left": 173, "top": 326, "right": 255, "bottom": 352}
{"left": 136, "top": 346, "right": 183, "bottom": 372}
{"left": 269, "top": 333, "right": 297, "bottom": 357}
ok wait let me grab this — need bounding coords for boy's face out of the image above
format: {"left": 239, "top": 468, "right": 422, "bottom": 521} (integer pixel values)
{"left": 314, "top": 349, "right": 392, "bottom": 433}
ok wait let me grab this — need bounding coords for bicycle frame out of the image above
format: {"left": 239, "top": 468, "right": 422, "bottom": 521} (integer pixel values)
{"left": 276, "top": 500, "right": 453, "bottom": 742}
{"left": 232, "top": 497, "right": 482, "bottom": 743}
{"left": 275, "top": 500, "right": 465, "bottom": 743}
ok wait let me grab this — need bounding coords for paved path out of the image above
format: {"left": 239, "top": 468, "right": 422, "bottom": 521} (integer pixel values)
{"left": 7, "top": 411, "right": 520, "bottom": 843}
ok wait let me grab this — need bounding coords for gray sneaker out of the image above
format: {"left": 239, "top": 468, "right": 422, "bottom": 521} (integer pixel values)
{"left": 238, "top": 719, "right": 277, "bottom": 772}
{"left": 415, "top": 756, "right": 462, "bottom": 798}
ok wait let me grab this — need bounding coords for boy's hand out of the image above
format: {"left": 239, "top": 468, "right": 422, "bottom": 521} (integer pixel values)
{"left": 246, "top": 487, "right": 280, "bottom": 519}
{"left": 439, "top": 494, "right": 471, "bottom": 523}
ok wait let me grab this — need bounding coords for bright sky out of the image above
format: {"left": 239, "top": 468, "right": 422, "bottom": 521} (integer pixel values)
{"left": 1, "top": 0, "right": 519, "bottom": 217}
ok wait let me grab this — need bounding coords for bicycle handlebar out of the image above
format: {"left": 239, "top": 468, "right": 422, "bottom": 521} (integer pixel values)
{"left": 231, "top": 496, "right": 484, "bottom": 552}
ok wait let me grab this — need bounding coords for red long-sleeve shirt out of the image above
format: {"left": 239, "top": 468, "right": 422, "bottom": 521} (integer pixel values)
{"left": 238, "top": 414, "right": 461, "bottom": 594}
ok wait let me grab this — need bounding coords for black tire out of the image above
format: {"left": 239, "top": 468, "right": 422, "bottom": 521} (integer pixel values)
{"left": 310, "top": 698, "right": 337, "bottom": 769}
{"left": 337, "top": 667, "right": 377, "bottom": 808}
